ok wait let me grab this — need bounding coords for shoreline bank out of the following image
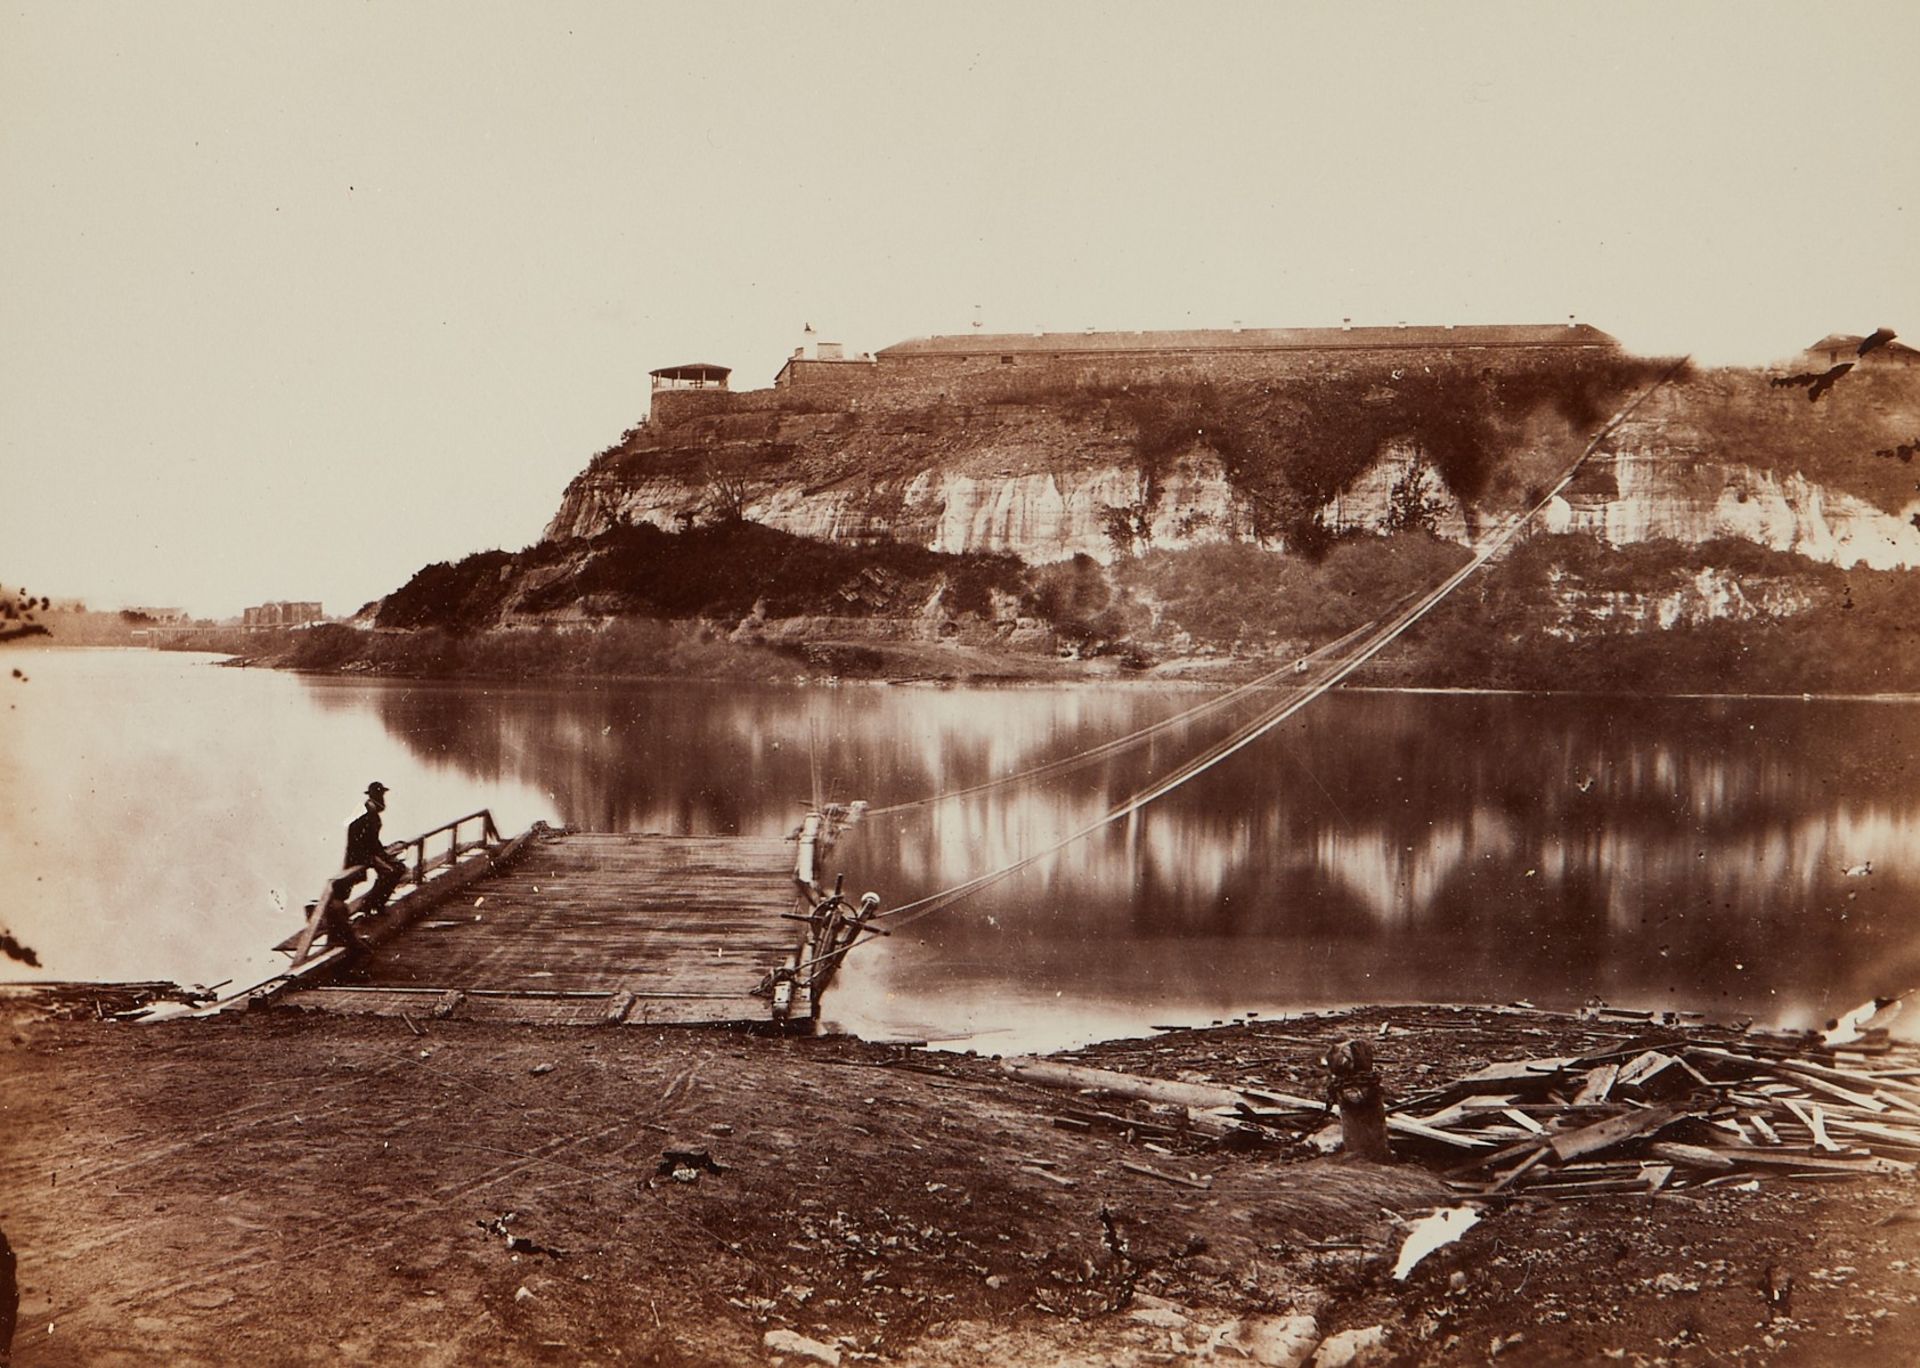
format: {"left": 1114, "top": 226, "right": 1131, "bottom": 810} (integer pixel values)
{"left": 151, "top": 638, "right": 1920, "bottom": 704}
{"left": 5, "top": 995, "right": 1918, "bottom": 1366}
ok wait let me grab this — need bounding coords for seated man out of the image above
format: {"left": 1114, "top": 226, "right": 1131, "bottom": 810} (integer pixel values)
{"left": 327, "top": 781, "right": 406, "bottom": 954}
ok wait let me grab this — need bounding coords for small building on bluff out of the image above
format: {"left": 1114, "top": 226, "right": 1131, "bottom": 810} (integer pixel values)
{"left": 774, "top": 324, "right": 876, "bottom": 392}
{"left": 650, "top": 362, "right": 731, "bottom": 392}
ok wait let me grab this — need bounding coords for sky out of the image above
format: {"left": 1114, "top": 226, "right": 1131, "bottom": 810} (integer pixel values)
{"left": 2, "top": 1, "right": 1916, "bottom": 619}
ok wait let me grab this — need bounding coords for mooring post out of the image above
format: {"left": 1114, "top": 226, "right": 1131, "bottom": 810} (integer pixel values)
{"left": 1325, "top": 1038, "right": 1391, "bottom": 1162}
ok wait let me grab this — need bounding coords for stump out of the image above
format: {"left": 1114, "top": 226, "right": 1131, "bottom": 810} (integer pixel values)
{"left": 1326, "top": 1038, "right": 1391, "bottom": 1162}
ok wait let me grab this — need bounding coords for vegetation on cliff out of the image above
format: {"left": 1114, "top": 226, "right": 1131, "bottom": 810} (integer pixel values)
{"left": 376, "top": 520, "right": 1027, "bottom": 632}
{"left": 1377, "top": 534, "right": 1920, "bottom": 694}
{"left": 208, "top": 509, "right": 1920, "bottom": 695}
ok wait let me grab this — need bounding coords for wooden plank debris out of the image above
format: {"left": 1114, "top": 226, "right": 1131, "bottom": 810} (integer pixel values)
{"left": 1572, "top": 1064, "right": 1620, "bottom": 1104}
{"left": 1119, "top": 1159, "right": 1213, "bottom": 1190}
{"left": 992, "top": 1008, "right": 1920, "bottom": 1205}
{"left": 1781, "top": 1098, "right": 1839, "bottom": 1152}
{"left": 1549, "top": 1105, "right": 1687, "bottom": 1162}
{"left": 1647, "top": 1142, "right": 1735, "bottom": 1171}
{"left": 1345, "top": 1022, "right": 1920, "bottom": 1201}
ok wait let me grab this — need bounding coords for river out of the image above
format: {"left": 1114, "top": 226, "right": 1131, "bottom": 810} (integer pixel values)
{"left": 3, "top": 648, "right": 1916, "bottom": 1051}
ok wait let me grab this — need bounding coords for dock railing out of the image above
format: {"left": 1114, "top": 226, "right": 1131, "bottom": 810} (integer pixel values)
{"left": 288, "top": 808, "right": 510, "bottom": 966}
{"left": 398, "top": 809, "right": 503, "bottom": 887}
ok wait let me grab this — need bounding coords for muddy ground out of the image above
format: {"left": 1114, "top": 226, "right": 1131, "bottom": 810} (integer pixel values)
{"left": 2, "top": 1000, "right": 1917, "bottom": 1367}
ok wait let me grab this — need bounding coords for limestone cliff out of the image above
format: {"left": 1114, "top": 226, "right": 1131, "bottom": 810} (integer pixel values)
{"left": 546, "top": 367, "right": 1920, "bottom": 573}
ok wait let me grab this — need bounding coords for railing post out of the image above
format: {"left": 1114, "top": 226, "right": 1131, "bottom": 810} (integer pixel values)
{"left": 412, "top": 840, "right": 425, "bottom": 885}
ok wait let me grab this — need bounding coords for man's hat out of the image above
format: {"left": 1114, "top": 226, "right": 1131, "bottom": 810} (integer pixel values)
{"left": 365, "top": 781, "right": 390, "bottom": 796}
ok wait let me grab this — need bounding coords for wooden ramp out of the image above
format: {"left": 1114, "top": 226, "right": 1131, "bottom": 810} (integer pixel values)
{"left": 275, "top": 830, "right": 813, "bottom": 1028}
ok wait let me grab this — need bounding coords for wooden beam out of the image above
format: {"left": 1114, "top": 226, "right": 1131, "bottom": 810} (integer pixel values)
{"left": 1549, "top": 1105, "right": 1687, "bottom": 1162}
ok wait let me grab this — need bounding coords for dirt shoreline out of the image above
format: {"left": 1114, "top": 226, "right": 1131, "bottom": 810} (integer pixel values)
{"left": 3, "top": 999, "right": 1918, "bottom": 1367}
{"left": 181, "top": 641, "right": 1920, "bottom": 705}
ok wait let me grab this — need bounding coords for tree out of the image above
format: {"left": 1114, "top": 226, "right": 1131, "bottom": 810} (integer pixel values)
{"left": 1383, "top": 456, "right": 1449, "bottom": 536}
{"left": 705, "top": 474, "right": 752, "bottom": 525}
{"left": 0, "top": 586, "right": 50, "bottom": 645}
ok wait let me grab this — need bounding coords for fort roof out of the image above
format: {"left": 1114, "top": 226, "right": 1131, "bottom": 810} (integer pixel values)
{"left": 875, "top": 323, "right": 1617, "bottom": 357}
{"left": 649, "top": 362, "right": 732, "bottom": 381}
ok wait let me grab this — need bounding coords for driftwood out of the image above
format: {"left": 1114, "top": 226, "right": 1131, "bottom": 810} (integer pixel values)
{"left": 1002, "top": 1057, "right": 1244, "bottom": 1110}
{"left": 1000, "top": 1057, "right": 1250, "bottom": 1139}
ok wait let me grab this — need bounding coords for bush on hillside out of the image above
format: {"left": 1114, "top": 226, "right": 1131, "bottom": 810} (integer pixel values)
{"left": 1113, "top": 534, "right": 1473, "bottom": 650}
{"left": 1376, "top": 535, "right": 1920, "bottom": 693}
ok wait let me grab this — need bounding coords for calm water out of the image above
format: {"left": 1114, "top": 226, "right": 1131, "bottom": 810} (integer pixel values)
{"left": 4, "top": 648, "right": 1917, "bottom": 1051}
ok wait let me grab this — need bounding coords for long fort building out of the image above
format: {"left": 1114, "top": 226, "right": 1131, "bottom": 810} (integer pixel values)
{"left": 649, "top": 322, "right": 1621, "bottom": 424}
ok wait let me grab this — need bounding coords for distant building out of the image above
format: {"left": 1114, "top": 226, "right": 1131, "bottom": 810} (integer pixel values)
{"left": 639, "top": 321, "right": 1624, "bottom": 428}
{"left": 243, "top": 601, "right": 324, "bottom": 629}
{"left": 774, "top": 324, "right": 877, "bottom": 389}
{"left": 874, "top": 322, "right": 1618, "bottom": 373}
{"left": 1804, "top": 333, "right": 1920, "bottom": 367}
{"left": 649, "top": 362, "right": 731, "bottom": 392}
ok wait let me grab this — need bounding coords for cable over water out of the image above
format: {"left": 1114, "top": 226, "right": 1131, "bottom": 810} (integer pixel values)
{"left": 857, "top": 360, "right": 1689, "bottom": 937}
{"left": 862, "top": 616, "right": 1382, "bottom": 818}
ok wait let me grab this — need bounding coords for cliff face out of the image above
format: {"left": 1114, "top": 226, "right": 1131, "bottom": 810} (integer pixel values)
{"left": 1542, "top": 371, "right": 1920, "bottom": 570}
{"left": 548, "top": 457, "right": 1252, "bottom": 561}
{"left": 547, "top": 367, "right": 1920, "bottom": 572}
{"left": 1546, "top": 454, "right": 1920, "bottom": 569}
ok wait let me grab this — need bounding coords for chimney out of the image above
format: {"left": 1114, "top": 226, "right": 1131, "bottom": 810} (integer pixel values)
{"left": 1342, "top": 317, "right": 1352, "bottom": 331}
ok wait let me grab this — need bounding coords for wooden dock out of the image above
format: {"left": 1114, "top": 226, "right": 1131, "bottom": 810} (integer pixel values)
{"left": 277, "top": 829, "right": 817, "bottom": 1027}
{"left": 137, "top": 804, "right": 885, "bottom": 1032}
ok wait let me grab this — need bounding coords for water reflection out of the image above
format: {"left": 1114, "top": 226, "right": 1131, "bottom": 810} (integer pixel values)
{"left": 6, "top": 651, "right": 1911, "bottom": 1049}
{"left": 0, "top": 651, "right": 555, "bottom": 989}
{"left": 349, "top": 676, "right": 1920, "bottom": 1049}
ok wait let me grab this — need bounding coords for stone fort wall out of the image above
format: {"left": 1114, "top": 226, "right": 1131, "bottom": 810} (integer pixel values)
{"left": 650, "top": 337, "right": 1616, "bottom": 428}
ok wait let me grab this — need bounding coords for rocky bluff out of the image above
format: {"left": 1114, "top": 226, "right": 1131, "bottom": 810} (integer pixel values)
{"left": 548, "top": 356, "right": 1920, "bottom": 577}
{"left": 360, "top": 331, "right": 1920, "bottom": 690}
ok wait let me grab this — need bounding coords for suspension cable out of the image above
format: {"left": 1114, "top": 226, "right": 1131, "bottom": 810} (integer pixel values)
{"left": 862, "top": 616, "right": 1383, "bottom": 817}
{"left": 864, "top": 358, "right": 1687, "bottom": 935}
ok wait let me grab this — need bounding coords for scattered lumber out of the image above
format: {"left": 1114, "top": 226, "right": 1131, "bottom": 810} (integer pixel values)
{"left": 1006, "top": 1000, "right": 1917, "bottom": 1204}
{"left": 1406, "top": 1015, "right": 1920, "bottom": 1200}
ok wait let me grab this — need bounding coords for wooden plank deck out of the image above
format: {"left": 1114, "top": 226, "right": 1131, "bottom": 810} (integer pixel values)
{"left": 275, "top": 830, "right": 813, "bottom": 1028}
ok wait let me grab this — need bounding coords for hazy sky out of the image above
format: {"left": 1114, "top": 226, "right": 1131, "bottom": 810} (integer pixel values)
{"left": 3, "top": 2, "right": 1915, "bottom": 617}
